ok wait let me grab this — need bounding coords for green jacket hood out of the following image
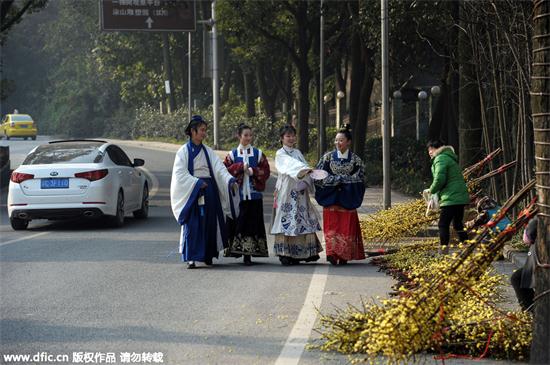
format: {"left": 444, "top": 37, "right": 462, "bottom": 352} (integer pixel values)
{"left": 431, "top": 146, "right": 458, "bottom": 162}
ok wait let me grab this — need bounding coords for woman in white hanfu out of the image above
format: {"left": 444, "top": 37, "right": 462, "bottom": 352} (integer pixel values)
{"left": 270, "top": 125, "right": 323, "bottom": 265}
{"left": 170, "top": 115, "right": 238, "bottom": 269}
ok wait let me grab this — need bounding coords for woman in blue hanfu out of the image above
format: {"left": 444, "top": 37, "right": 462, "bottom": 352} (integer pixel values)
{"left": 270, "top": 124, "right": 323, "bottom": 265}
{"left": 170, "top": 115, "right": 238, "bottom": 269}
{"left": 314, "top": 124, "right": 366, "bottom": 265}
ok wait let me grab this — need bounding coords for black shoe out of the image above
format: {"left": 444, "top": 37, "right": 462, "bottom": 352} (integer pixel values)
{"left": 243, "top": 255, "right": 252, "bottom": 266}
{"left": 339, "top": 260, "right": 348, "bottom": 265}
{"left": 187, "top": 262, "right": 196, "bottom": 269}
{"left": 304, "top": 254, "right": 320, "bottom": 263}
{"left": 327, "top": 255, "right": 338, "bottom": 266}
{"left": 204, "top": 258, "right": 213, "bottom": 265}
{"left": 279, "top": 256, "right": 293, "bottom": 266}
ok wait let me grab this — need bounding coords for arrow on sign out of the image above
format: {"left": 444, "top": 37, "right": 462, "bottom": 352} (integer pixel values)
{"left": 146, "top": 17, "right": 154, "bottom": 29}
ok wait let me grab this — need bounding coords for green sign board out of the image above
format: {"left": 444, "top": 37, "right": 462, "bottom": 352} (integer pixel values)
{"left": 100, "top": 0, "right": 196, "bottom": 32}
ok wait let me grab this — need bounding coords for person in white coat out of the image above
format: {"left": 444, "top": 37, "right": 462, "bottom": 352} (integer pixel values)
{"left": 270, "top": 125, "right": 322, "bottom": 265}
{"left": 170, "top": 115, "right": 238, "bottom": 269}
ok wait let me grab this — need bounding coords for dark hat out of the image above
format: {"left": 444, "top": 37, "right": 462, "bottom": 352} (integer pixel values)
{"left": 185, "top": 115, "right": 207, "bottom": 136}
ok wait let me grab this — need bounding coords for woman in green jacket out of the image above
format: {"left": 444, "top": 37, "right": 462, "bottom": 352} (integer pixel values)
{"left": 426, "top": 140, "right": 470, "bottom": 250}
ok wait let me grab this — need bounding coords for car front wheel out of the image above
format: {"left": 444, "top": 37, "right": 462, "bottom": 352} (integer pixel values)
{"left": 10, "top": 217, "right": 29, "bottom": 230}
{"left": 133, "top": 184, "right": 149, "bottom": 219}
{"left": 107, "top": 190, "right": 125, "bottom": 228}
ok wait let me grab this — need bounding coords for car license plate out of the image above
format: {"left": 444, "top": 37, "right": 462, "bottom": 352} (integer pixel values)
{"left": 41, "top": 178, "right": 69, "bottom": 189}
{"left": 18, "top": 125, "right": 28, "bottom": 128}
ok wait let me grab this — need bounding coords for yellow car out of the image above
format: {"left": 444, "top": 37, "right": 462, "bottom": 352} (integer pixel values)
{"left": 1, "top": 114, "right": 37, "bottom": 140}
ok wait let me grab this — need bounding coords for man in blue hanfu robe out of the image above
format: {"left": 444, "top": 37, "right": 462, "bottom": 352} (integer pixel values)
{"left": 170, "top": 116, "right": 238, "bottom": 269}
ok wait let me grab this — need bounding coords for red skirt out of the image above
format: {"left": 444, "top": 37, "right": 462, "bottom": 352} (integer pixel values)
{"left": 323, "top": 205, "right": 365, "bottom": 261}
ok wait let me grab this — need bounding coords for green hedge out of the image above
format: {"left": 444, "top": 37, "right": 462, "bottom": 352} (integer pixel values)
{"left": 105, "top": 106, "right": 430, "bottom": 197}
{"left": 106, "top": 104, "right": 285, "bottom": 152}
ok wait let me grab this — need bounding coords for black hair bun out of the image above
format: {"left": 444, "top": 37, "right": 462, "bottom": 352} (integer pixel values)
{"left": 337, "top": 123, "right": 353, "bottom": 141}
{"left": 339, "top": 124, "right": 352, "bottom": 133}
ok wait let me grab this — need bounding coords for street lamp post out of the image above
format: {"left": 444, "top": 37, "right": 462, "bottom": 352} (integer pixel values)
{"left": 319, "top": 0, "right": 326, "bottom": 159}
{"left": 381, "top": 0, "right": 391, "bottom": 209}
{"left": 321, "top": 94, "right": 331, "bottom": 157}
{"left": 429, "top": 85, "right": 441, "bottom": 122}
{"left": 336, "top": 91, "right": 345, "bottom": 129}
{"left": 416, "top": 90, "right": 428, "bottom": 141}
{"left": 392, "top": 90, "right": 402, "bottom": 137}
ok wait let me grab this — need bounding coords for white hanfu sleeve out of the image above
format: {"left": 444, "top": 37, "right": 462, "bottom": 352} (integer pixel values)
{"left": 170, "top": 145, "right": 201, "bottom": 224}
{"left": 275, "top": 150, "right": 311, "bottom": 181}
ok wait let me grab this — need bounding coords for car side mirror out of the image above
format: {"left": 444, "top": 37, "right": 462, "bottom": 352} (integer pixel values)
{"left": 133, "top": 158, "right": 145, "bottom": 167}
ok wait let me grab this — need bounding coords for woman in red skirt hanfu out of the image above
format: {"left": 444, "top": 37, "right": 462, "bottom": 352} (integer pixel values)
{"left": 314, "top": 124, "right": 366, "bottom": 265}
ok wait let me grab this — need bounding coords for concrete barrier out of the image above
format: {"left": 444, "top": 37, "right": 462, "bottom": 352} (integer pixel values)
{"left": 0, "top": 146, "right": 10, "bottom": 189}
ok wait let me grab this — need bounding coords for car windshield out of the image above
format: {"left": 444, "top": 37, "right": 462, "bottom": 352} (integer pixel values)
{"left": 11, "top": 115, "right": 33, "bottom": 122}
{"left": 22, "top": 143, "right": 105, "bottom": 165}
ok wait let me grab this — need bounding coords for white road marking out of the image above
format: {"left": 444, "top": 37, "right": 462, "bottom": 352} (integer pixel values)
{"left": 0, "top": 232, "right": 49, "bottom": 247}
{"left": 275, "top": 264, "right": 329, "bottom": 365}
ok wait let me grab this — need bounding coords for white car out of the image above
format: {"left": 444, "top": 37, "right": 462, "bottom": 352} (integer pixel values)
{"left": 7, "top": 140, "right": 149, "bottom": 230}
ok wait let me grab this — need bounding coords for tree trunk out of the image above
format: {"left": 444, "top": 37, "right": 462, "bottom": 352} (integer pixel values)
{"left": 285, "top": 60, "right": 293, "bottom": 124}
{"left": 256, "top": 64, "right": 277, "bottom": 122}
{"left": 221, "top": 51, "right": 232, "bottom": 105}
{"left": 349, "top": 31, "right": 364, "bottom": 132}
{"left": 295, "top": 2, "right": 312, "bottom": 154}
{"left": 458, "top": 3, "right": 482, "bottom": 167}
{"left": 530, "top": 0, "right": 550, "bottom": 362}
{"left": 297, "top": 61, "right": 311, "bottom": 153}
{"left": 353, "top": 49, "right": 374, "bottom": 160}
{"left": 243, "top": 70, "right": 255, "bottom": 118}
{"left": 429, "top": 1, "right": 460, "bottom": 151}
{"left": 475, "top": 66, "right": 498, "bottom": 197}
{"left": 447, "top": 0, "right": 460, "bottom": 152}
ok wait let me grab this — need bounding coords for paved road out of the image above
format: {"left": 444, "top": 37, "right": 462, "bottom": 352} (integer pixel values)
{"left": 0, "top": 138, "right": 396, "bottom": 365}
{"left": 0, "top": 138, "right": 524, "bottom": 365}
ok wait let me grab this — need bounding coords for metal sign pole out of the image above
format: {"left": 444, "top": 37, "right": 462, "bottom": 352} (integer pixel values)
{"left": 211, "top": 0, "right": 219, "bottom": 149}
{"left": 188, "top": 32, "right": 192, "bottom": 123}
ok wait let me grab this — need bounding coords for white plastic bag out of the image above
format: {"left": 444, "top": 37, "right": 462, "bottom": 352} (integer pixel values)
{"left": 422, "top": 189, "right": 439, "bottom": 216}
